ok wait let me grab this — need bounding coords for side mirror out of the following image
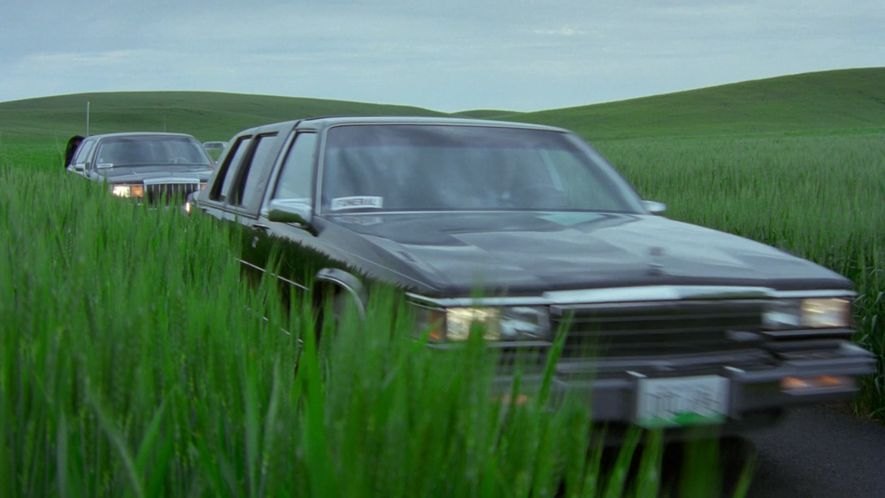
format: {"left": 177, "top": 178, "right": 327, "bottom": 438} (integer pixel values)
{"left": 641, "top": 200, "right": 667, "bottom": 215}
{"left": 73, "top": 162, "right": 86, "bottom": 172}
{"left": 267, "top": 198, "right": 314, "bottom": 230}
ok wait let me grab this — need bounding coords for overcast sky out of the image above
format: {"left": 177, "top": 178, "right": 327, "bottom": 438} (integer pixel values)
{"left": 1, "top": 0, "right": 882, "bottom": 112}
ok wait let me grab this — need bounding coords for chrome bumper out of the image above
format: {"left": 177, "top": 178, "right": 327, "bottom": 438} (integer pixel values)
{"left": 490, "top": 342, "right": 875, "bottom": 424}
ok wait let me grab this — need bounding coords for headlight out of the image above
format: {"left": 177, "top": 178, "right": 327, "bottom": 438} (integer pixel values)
{"left": 417, "top": 306, "right": 550, "bottom": 342}
{"left": 801, "top": 298, "right": 851, "bottom": 328}
{"left": 111, "top": 184, "right": 131, "bottom": 197}
{"left": 447, "top": 308, "right": 501, "bottom": 341}
{"left": 763, "top": 298, "right": 851, "bottom": 329}
{"left": 110, "top": 184, "right": 144, "bottom": 198}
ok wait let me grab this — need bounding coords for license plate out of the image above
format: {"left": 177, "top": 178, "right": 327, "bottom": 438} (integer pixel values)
{"left": 635, "top": 376, "right": 729, "bottom": 428}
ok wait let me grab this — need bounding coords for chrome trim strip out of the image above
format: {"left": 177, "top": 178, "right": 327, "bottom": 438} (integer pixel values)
{"left": 772, "top": 289, "right": 856, "bottom": 299}
{"left": 406, "top": 286, "right": 856, "bottom": 307}
{"left": 320, "top": 209, "right": 640, "bottom": 216}
{"left": 406, "top": 294, "right": 550, "bottom": 307}
{"left": 544, "top": 285, "right": 773, "bottom": 304}
{"left": 143, "top": 177, "right": 200, "bottom": 185}
{"left": 237, "top": 258, "right": 309, "bottom": 291}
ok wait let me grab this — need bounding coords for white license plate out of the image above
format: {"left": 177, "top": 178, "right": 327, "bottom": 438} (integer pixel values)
{"left": 635, "top": 375, "right": 729, "bottom": 428}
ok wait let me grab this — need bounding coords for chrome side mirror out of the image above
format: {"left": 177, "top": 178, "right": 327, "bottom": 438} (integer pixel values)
{"left": 267, "top": 198, "right": 312, "bottom": 225}
{"left": 641, "top": 200, "right": 667, "bottom": 215}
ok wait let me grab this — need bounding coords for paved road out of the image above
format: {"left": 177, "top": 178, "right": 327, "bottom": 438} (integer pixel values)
{"left": 594, "top": 404, "right": 884, "bottom": 496}
{"left": 746, "top": 404, "right": 885, "bottom": 497}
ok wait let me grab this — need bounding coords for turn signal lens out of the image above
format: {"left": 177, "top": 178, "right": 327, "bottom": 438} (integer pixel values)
{"left": 781, "top": 375, "right": 852, "bottom": 391}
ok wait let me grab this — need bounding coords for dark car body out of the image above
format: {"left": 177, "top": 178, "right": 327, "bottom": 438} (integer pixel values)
{"left": 66, "top": 132, "right": 214, "bottom": 203}
{"left": 193, "top": 116, "right": 874, "bottom": 431}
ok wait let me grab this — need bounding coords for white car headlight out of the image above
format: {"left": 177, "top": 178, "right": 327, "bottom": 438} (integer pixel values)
{"left": 417, "top": 306, "right": 550, "bottom": 342}
{"left": 110, "top": 184, "right": 144, "bottom": 198}
{"left": 446, "top": 307, "right": 500, "bottom": 341}
{"left": 800, "top": 298, "right": 851, "bottom": 328}
{"left": 111, "top": 184, "right": 131, "bottom": 197}
{"left": 764, "top": 298, "right": 851, "bottom": 329}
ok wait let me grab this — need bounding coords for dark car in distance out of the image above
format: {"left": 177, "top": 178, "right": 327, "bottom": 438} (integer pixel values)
{"left": 192, "top": 116, "right": 874, "bottom": 432}
{"left": 66, "top": 132, "right": 214, "bottom": 204}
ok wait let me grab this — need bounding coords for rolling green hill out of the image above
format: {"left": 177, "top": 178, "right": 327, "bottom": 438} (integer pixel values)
{"left": 451, "top": 109, "right": 518, "bottom": 120}
{"left": 1, "top": 67, "right": 883, "bottom": 144}
{"left": 0, "top": 91, "right": 443, "bottom": 143}
{"left": 511, "top": 67, "right": 885, "bottom": 139}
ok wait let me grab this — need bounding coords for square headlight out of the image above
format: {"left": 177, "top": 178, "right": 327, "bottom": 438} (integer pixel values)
{"left": 110, "top": 184, "right": 144, "bottom": 198}
{"left": 801, "top": 298, "right": 851, "bottom": 328}
{"left": 446, "top": 308, "right": 500, "bottom": 341}
{"left": 417, "top": 306, "right": 550, "bottom": 342}
{"left": 111, "top": 184, "right": 131, "bottom": 198}
{"left": 764, "top": 298, "right": 851, "bottom": 329}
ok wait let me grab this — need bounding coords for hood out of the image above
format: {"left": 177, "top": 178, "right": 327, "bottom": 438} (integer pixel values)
{"left": 323, "top": 211, "right": 850, "bottom": 295}
{"left": 93, "top": 165, "right": 213, "bottom": 183}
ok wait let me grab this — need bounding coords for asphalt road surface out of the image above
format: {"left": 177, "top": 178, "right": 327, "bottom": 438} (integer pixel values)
{"left": 745, "top": 404, "right": 885, "bottom": 497}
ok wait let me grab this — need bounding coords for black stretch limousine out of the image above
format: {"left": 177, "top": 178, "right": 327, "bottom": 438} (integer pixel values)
{"left": 66, "top": 132, "right": 214, "bottom": 204}
{"left": 191, "top": 116, "right": 874, "bottom": 431}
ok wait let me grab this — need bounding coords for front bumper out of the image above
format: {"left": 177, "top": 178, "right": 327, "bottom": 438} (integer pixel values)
{"left": 490, "top": 342, "right": 875, "bottom": 425}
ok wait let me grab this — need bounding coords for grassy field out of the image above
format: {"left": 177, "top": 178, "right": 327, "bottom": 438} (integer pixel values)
{"left": 0, "top": 67, "right": 883, "bottom": 495}
{"left": 0, "top": 163, "right": 750, "bottom": 497}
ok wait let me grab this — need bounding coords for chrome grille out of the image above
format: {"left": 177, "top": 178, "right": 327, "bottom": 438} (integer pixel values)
{"left": 144, "top": 180, "right": 200, "bottom": 204}
{"left": 552, "top": 300, "right": 765, "bottom": 358}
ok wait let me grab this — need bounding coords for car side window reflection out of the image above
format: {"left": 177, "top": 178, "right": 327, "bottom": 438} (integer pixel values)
{"left": 72, "top": 139, "right": 96, "bottom": 168}
{"left": 235, "top": 133, "right": 278, "bottom": 207}
{"left": 273, "top": 133, "right": 317, "bottom": 202}
{"left": 210, "top": 136, "right": 251, "bottom": 201}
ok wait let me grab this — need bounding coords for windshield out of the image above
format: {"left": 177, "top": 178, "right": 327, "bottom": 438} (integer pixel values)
{"left": 320, "top": 125, "right": 643, "bottom": 213}
{"left": 95, "top": 136, "right": 211, "bottom": 167}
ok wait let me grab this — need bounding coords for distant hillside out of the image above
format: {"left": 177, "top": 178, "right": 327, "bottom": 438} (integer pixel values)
{"left": 0, "top": 91, "right": 442, "bottom": 142}
{"left": 2, "top": 68, "right": 883, "bottom": 144}
{"left": 452, "top": 109, "right": 518, "bottom": 120}
{"left": 509, "top": 68, "right": 885, "bottom": 139}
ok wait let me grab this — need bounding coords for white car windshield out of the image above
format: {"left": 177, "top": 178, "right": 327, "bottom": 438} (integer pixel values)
{"left": 95, "top": 136, "right": 211, "bottom": 167}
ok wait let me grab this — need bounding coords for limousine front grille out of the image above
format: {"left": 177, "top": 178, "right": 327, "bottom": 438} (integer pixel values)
{"left": 144, "top": 179, "right": 200, "bottom": 203}
{"left": 552, "top": 300, "right": 766, "bottom": 359}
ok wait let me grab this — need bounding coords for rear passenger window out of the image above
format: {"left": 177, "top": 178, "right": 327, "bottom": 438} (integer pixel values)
{"left": 210, "top": 136, "right": 251, "bottom": 201}
{"left": 73, "top": 139, "right": 96, "bottom": 166}
{"left": 273, "top": 133, "right": 317, "bottom": 202}
{"left": 234, "top": 133, "right": 278, "bottom": 207}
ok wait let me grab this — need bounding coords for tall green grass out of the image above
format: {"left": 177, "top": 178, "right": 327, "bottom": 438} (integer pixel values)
{"left": 597, "top": 133, "right": 885, "bottom": 418}
{"left": 0, "top": 157, "right": 748, "bottom": 496}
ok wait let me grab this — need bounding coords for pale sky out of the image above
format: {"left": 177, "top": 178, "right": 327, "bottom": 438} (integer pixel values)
{"left": 1, "top": 0, "right": 882, "bottom": 112}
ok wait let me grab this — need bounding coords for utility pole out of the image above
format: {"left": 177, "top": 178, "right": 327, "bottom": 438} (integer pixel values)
{"left": 86, "top": 101, "right": 91, "bottom": 136}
